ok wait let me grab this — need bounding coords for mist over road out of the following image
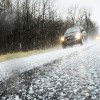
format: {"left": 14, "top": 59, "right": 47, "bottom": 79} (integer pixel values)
{"left": 0, "top": 41, "right": 100, "bottom": 100}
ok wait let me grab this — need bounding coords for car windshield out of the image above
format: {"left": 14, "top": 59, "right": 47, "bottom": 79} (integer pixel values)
{"left": 65, "top": 27, "right": 80, "bottom": 34}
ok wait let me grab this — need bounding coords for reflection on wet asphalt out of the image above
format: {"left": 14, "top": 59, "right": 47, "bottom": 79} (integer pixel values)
{"left": 0, "top": 43, "right": 100, "bottom": 100}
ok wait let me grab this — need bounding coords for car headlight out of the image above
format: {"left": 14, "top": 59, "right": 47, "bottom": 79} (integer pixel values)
{"left": 75, "top": 33, "right": 81, "bottom": 40}
{"left": 96, "top": 36, "right": 100, "bottom": 40}
{"left": 61, "top": 36, "right": 65, "bottom": 42}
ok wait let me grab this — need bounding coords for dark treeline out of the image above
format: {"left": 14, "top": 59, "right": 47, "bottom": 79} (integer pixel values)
{"left": 0, "top": 0, "right": 98, "bottom": 54}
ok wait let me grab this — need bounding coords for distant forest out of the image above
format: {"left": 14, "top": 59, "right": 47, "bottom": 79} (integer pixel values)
{"left": 0, "top": 0, "right": 98, "bottom": 54}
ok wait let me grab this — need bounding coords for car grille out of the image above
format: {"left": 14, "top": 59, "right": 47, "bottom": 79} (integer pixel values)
{"left": 65, "top": 36, "right": 74, "bottom": 40}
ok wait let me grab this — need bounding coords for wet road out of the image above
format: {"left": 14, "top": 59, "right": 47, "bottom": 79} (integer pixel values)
{"left": 0, "top": 42, "right": 100, "bottom": 100}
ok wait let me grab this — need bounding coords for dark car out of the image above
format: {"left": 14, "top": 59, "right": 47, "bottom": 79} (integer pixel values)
{"left": 61, "top": 26, "right": 87, "bottom": 48}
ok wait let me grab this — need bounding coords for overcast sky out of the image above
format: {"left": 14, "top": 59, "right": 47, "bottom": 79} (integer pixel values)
{"left": 55, "top": 0, "right": 100, "bottom": 32}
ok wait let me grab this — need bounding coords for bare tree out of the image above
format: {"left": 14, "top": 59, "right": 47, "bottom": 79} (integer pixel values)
{"left": 64, "top": 6, "right": 98, "bottom": 38}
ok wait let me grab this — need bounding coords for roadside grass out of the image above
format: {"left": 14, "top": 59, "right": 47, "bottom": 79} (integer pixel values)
{"left": 0, "top": 45, "right": 61, "bottom": 62}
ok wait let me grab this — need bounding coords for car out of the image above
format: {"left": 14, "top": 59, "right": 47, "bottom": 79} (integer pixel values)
{"left": 61, "top": 26, "right": 87, "bottom": 48}
{"left": 96, "top": 35, "right": 100, "bottom": 40}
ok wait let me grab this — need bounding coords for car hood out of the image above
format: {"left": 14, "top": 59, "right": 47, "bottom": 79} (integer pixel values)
{"left": 64, "top": 32, "right": 76, "bottom": 37}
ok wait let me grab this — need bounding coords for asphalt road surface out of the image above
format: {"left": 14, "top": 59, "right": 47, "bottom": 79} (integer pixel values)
{"left": 0, "top": 41, "right": 100, "bottom": 100}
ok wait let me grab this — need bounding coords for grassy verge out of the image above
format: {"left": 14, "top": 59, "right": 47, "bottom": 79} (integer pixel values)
{"left": 0, "top": 45, "right": 61, "bottom": 62}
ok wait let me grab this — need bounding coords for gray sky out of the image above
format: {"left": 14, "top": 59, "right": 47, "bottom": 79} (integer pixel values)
{"left": 55, "top": 0, "right": 100, "bottom": 31}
